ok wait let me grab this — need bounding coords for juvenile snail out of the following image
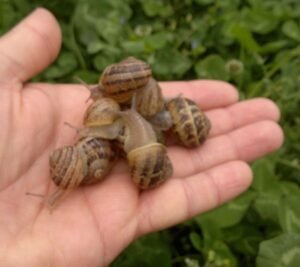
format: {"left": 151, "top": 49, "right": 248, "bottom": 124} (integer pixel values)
{"left": 119, "top": 108, "right": 173, "bottom": 189}
{"left": 166, "top": 97, "right": 211, "bottom": 147}
{"left": 78, "top": 97, "right": 123, "bottom": 140}
{"left": 88, "top": 57, "right": 152, "bottom": 103}
{"left": 48, "top": 137, "right": 115, "bottom": 208}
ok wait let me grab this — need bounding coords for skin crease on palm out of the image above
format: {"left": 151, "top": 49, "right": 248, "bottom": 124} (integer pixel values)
{"left": 0, "top": 8, "right": 284, "bottom": 267}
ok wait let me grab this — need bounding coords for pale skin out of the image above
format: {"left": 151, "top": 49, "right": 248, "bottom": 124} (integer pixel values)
{"left": 0, "top": 8, "right": 283, "bottom": 267}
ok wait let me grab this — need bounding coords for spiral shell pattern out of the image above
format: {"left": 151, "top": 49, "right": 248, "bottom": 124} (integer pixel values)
{"left": 49, "top": 146, "right": 87, "bottom": 190}
{"left": 101, "top": 57, "right": 152, "bottom": 103}
{"left": 127, "top": 143, "right": 173, "bottom": 189}
{"left": 167, "top": 97, "right": 211, "bottom": 147}
{"left": 84, "top": 97, "right": 120, "bottom": 127}
{"left": 135, "top": 77, "right": 165, "bottom": 117}
{"left": 77, "top": 137, "right": 116, "bottom": 185}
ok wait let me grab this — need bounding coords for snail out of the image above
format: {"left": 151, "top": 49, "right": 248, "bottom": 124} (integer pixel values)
{"left": 87, "top": 57, "right": 152, "bottom": 104}
{"left": 166, "top": 97, "right": 211, "bottom": 147}
{"left": 48, "top": 137, "right": 115, "bottom": 208}
{"left": 119, "top": 107, "right": 173, "bottom": 189}
{"left": 77, "top": 97, "right": 123, "bottom": 140}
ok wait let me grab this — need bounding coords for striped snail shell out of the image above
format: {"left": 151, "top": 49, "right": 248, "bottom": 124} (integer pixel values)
{"left": 49, "top": 146, "right": 87, "bottom": 190}
{"left": 100, "top": 57, "right": 152, "bottom": 103}
{"left": 79, "top": 97, "right": 122, "bottom": 140}
{"left": 119, "top": 109, "right": 173, "bottom": 189}
{"left": 128, "top": 143, "right": 173, "bottom": 189}
{"left": 76, "top": 137, "right": 116, "bottom": 185}
{"left": 48, "top": 137, "right": 115, "bottom": 208}
{"left": 166, "top": 97, "right": 211, "bottom": 147}
{"left": 135, "top": 77, "right": 165, "bottom": 117}
{"left": 48, "top": 145, "right": 87, "bottom": 208}
{"left": 84, "top": 97, "right": 120, "bottom": 127}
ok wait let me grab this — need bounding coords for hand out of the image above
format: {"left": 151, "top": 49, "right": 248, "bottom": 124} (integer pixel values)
{"left": 0, "top": 8, "right": 283, "bottom": 267}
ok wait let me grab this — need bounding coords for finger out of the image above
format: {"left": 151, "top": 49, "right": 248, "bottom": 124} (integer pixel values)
{"left": 159, "top": 80, "right": 239, "bottom": 110}
{"left": 207, "top": 97, "right": 280, "bottom": 137}
{"left": 0, "top": 8, "right": 61, "bottom": 83}
{"left": 169, "top": 120, "right": 284, "bottom": 178}
{"left": 137, "top": 160, "right": 252, "bottom": 235}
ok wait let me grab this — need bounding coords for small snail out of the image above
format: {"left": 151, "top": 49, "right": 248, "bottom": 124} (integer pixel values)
{"left": 119, "top": 108, "right": 173, "bottom": 189}
{"left": 166, "top": 97, "right": 211, "bottom": 147}
{"left": 78, "top": 97, "right": 123, "bottom": 140}
{"left": 84, "top": 97, "right": 120, "bottom": 127}
{"left": 48, "top": 137, "right": 115, "bottom": 208}
{"left": 88, "top": 57, "right": 152, "bottom": 103}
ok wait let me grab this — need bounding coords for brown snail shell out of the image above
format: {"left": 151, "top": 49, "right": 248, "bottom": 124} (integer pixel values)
{"left": 50, "top": 146, "right": 87, "bottom": 190}
{"left": 100, "top": 57, "right": 152, "bottom": 103}
{"left": 166, "top": 97, "right": 211, "bottom": 147}
{"left": 127, "top": 143, "right": 173, "bottom": 189}
{"left": 76, "top": 137, "right": 116, "bottom": 185}
{"left": 84, "top": 97, "right": 120, "bottom": 127}
{"left": 48, "top": 137, "right": 115, "bottom": 208}
{"left": 79, "top": 97, "right": 122, "bottom": 140}
{"left": 135, "top": 77, "right": 165, "bottom": 117}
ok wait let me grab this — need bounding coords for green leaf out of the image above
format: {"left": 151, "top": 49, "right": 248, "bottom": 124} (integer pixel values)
{"left": 278, "top": 193, "right": 300, "bottom": 233}
{"left": 44, "top": 52, "right": 78, "bottom": 79}
{"left": 72, "top": 70, "right": 99, "bottom": 84}
{"left": 144, "top": 32, "right": 173, "bottom": 51}
{"left": 205, "top": 240, "right": 237, "bottom": 267}
{"left": 230, "top": 24, "right": 261, "bottom": 52}
{"left": 261, "top": 40, "right": 289, "bottom": 54}
{"left": 93, "top": 54, "right": 116, "bottom": 72}
{"left": 282, "top": 20, "right": 300, "bottom": 42}
{"left": 87, "top": 41, "right": 106, "bottom": 54}
{"left": 189, "top": 232, "right": 203, "bottom": 252}
{"left": 152, "top": 49, "right": 191, "bottom": 79}
{"left": 253, "top": 182, "right": 282, "bottom": 223}
{"left": 256, "top": 233, "right": 300, "bottom": 267}
{"left": 223, "top": 224, "right": 263, "bottom": 256}
{"left": 194, "top": 0, "right": 215, "bottom": 5}
{"left": 196, "top": 191, "right": 256, "bottom": 229}
{"left": 195, "top": 54, "right": 229, "bottom": 80}
{"left": 122, "top": 40, "right": 145, "bottom": 54}
{"left": 252, "top": 157, "right": 278, "bottom": 191}
{"left": 241, "top": 8, "right": 278, "bottom": 34}
{"left": 140, "top": 0, "right": 173, "bottom": 17}
{"left": 111, "top": 233, "right": 172, "bottom": 267}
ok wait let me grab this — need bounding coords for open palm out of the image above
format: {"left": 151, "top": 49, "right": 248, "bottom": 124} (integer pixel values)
{"left": 0, "top": 9, "right": 283, "bottom": 267}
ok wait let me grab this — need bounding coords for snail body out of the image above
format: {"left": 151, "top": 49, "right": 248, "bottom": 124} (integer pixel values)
{"left": 100, "top": 57, "right": 152, "bottom": 103}
{"left": 166, "top": 97, "right": 211, "bottom": 147}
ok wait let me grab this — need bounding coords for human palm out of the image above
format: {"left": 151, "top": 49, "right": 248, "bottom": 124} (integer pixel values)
{"left": 0, "top": 8, "right": 283, "bottom": 267}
